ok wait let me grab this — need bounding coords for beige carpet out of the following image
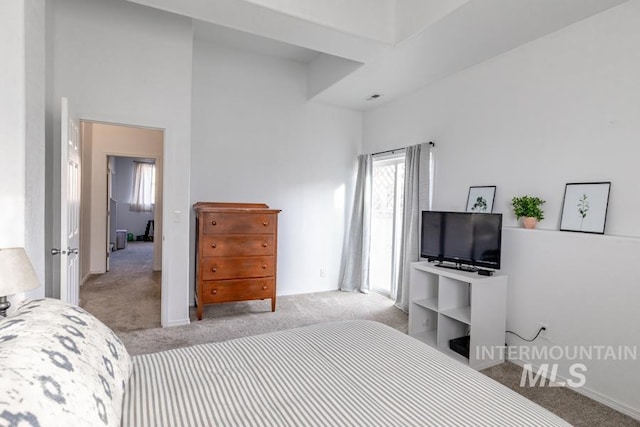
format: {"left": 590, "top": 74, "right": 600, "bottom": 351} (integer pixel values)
{"left": 80, "top": 241, "right": 161, "bottom": 331}
{"left": 483, "top": 363, "right": 639, "bottom": 427}
{"left": 119, "top": 291, "right": 408, "bottom": 356}
{"left": 79, "top": 245, "right": 638, "bottom": 426}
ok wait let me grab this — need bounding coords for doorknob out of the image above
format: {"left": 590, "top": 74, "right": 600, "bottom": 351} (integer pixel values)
{"left": 67, "top": 248, "right": 79, "bottom": 255}
{"left": 51, "top": 248, "right": 66, "bottom": 255}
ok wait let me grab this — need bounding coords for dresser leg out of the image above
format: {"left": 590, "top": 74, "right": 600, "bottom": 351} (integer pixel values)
{"left": 271, "top": 296, "right": 276, "bottom": 312}
{"left": 197, "top": 303, "right": 203, "bottom": 320}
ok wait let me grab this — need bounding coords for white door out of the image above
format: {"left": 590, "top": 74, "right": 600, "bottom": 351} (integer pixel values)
{"left": 55, "top": 97, "right": 81, "bottom": 304}
{"left": 106, "top": 158, "right": 113, "bottom": 272}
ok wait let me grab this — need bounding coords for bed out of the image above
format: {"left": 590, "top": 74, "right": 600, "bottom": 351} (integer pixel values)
{"left": 0, "top": 299, "right": 569, "bottom": 427}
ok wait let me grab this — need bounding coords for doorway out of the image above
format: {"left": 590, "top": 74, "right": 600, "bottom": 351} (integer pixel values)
{"left": 79, "top": 122, "right": 164, "bottom": 331}
{"left": 106, "top": 156, "right": 156, "bottom": 271}
{"left": 370, "top": 152, "right": 406, "bottom": 297}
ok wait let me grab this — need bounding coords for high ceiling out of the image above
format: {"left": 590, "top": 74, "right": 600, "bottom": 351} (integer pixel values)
{"left": 126, "top": 0, "right": 629, "bottom": 111}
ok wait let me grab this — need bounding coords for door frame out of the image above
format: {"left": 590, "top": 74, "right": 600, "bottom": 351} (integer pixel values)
{"left": 105, "top": 154, "right": 160, "bottom": 272}
{"left": 47, "top": 109, "right": 181, "bottom": 327}
{"left": 76, "top": 120, "right": 164, "bottom": 330}
{"left": 80, "top": 120, "right": 164, "bottom": 277}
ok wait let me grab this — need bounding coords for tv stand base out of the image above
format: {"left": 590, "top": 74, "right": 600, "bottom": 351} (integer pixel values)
{"left": 433, "top": 262, "right": 478, "bottom": 273}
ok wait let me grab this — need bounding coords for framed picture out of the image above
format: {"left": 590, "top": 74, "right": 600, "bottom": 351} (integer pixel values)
{"left": 466, "top": 186, "right": 496, "bottom": 213}
{"left": 560, "top": 182, "right": 611, "bottom": 234}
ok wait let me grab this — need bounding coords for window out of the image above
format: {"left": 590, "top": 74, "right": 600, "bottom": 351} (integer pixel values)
{"left": 130, "top": 162, "right": 155, "bottom": 212}
{"left": 370, "top": 153, "right": 405, "bottom": 296}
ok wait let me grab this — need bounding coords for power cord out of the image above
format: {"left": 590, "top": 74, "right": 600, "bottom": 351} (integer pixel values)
{"left": 506, "top": 326, "right": 546, "bottom": 342}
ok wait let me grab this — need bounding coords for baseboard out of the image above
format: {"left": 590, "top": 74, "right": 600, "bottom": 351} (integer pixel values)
{"left": 80, "top": 273, "right": 91, "bottom": 286}
{"left": 162, "top": 318, "right": 190, "bottom": 328}
{"left": 510, "top": 358, "right": 640, "bottom": 421}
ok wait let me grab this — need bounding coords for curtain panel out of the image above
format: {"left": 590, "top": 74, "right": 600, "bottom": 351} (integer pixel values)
{"left": 338, "top": 155, "right": 373, "bottom": 293}
{"left": 394, "top": 144, "right": 423, "bottom": 311}
{"left": 130, "top": 162, "right": 155, "bottom": 212}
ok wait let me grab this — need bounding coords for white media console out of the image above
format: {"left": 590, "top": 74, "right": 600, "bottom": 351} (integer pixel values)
{"left": 409, "top": 262, "right": 507, "bottom": 370}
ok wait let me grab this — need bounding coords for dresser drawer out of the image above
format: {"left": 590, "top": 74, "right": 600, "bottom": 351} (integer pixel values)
{"left": 203, "top": 213, "right": 276, "bottom": 234}
{"left": 202, "top": 278, "right": 274, "bottom": 304}
{"left": 201, "top": 235, "right": 275, "bottom": 257}
{"left": 202, "top": 256, "right": 275, "bottom": 280}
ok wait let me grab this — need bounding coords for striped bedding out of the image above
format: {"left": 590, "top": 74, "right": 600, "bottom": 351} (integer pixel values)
{"left": 122, "top": 320, "right": 569, "bottom": 426}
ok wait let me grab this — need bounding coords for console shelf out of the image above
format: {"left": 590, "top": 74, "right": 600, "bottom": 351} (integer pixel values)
{"left": 408, "top": 262, "right": 507, "bottom": 370}
{"left": 413, "top": 297, "right": 438, "bottom": 311}
{"left": 441, "top": 306, "right": 471, "bottom": 325}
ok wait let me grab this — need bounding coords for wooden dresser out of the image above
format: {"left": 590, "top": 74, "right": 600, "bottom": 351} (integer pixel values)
{"left": 193, "top": 202, "right": 281, "bottom": 320}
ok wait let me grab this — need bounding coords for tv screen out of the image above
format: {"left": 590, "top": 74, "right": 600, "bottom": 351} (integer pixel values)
{"left": 421, "top": 211, "right": 502, "bottom": 270}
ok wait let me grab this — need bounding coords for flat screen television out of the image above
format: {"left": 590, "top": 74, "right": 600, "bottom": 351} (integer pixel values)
{"left": 421, "top": 211, "right": 502, "bottom": 271}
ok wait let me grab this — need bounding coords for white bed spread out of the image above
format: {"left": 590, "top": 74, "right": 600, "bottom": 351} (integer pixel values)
{"left": 122, "top": 320, "right": 569, "bottom": 426}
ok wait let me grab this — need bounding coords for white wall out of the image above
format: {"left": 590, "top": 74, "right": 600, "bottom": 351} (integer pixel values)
{"left": 307, "top": 54, "right": 363, "bottom": 99}
{"left": 363, "top": 1, "right": 640, "bottom": 417}
{"left": 24, "top": 0, "right": 46, "bottom": 291}
{"left": 0, "top": 2, "right": 27, "bottom": 250}
{"left": 245, "top": 0, "right": 395, "bottom": 42}
{"left": 113, "top": 157, "right": 135, "bottom": 203}
{"left": 0, "top": 0, "right": 46, "bottom": 305}
{"left": 113, "top": 157, "right": 155, "bottom": 238}
{"left": 191, "top": 39, "right": 361, "bottom": 301}
{"left": 395, "top": 0, "right": 468, "bottom": 42}
{"left": 53, "top": 0, "right": 192, "bottom": 327}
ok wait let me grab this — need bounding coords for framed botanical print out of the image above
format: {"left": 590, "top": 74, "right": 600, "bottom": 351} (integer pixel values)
{"left": 560, "top": 182, "right": 611, "bottom": 234}
{"left": 466, "top": 186, "right": 496, "bottom": 213}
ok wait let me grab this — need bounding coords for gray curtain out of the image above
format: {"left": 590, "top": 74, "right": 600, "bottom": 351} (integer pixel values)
{"left": 339, "top": 154, "right": 373, "bottom": 293}
{"left": 395, "top": 144, "right": 428, "bottom": 311}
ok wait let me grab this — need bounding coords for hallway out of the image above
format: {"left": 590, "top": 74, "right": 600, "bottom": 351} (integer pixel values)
{"left": 80, "top": 241, "right": 160, "bottom": 331}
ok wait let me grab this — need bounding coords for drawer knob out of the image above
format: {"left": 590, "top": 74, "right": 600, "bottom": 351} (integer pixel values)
{"left": 211, "top": 289, "right": 217, "bottom": 295}
{"left": 211, "top": 267, "right": 217, "bottom": 273}
{"left": 262, "top": 242, "right": 268, "bottom": 248}
{"left": 262, "top": 285, "right": 268, "bottom": 290}
{"left": 211, "top": 220, "right": 217, "bottom": 226}
{"left": 262, "top": 221, "right": 269, "bottom": 226}
{"left": 211, "top": 243, "right": 217, "bottom": 248}
{"left": 262, "top": 264, "right": 267, "bottom": 269}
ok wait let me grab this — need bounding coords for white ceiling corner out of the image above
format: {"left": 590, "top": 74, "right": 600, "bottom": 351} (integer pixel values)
{"left": 312, "top": 0, "right": 631, "bottom": 111}
{"left": 193, "top": 20, "right": 320, "bottom": 65}
{"left": 126, "top": 0, "right": 630, "bottom": 111}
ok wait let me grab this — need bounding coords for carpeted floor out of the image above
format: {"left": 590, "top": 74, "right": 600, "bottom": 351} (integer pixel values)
{"left": 119, "top": 291, "right": 408, "bottom": 356}
{"left": 79, "top": 243, "right": 639, "bottom": 426}
{"left": 483, "top": 363, "right": 639, "bottom": 427}
{"left": 80, "top": 241, "right": 161, "bottom": 331}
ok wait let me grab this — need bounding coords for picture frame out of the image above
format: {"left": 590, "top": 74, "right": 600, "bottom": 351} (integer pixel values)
{"left": 560, "top": 182, "right": 611, "bottom": 234}
{"left": 466, "top": 186, "right": 496, "bottom": 213}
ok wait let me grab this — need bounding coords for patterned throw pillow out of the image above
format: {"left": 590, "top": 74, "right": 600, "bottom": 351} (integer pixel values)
{"left": 0, "top": 298, "right": 132, "bottom": 427}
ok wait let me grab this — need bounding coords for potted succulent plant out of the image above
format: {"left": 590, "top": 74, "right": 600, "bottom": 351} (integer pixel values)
{"left": 511, "top": 196, "right": 545, "bottom": 229}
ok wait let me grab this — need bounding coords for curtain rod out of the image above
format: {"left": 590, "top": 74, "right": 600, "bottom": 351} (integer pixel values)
{"left": 133, "top": 160, "right": 155, "bottom": 164}
{"left": 372, "top": 141, "right": 435, "bottom": 157}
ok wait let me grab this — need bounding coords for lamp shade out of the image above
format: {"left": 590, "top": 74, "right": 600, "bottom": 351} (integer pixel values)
{"left": 0, "top": 248, "right": 40, "bottom": 296}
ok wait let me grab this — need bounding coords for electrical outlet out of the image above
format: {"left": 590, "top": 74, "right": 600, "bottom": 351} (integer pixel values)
{"left": 538, "top": 322, "right": 550, "bottom": 340}
{"left": 320, "top": 268, "right": 326, "bottom": 278}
